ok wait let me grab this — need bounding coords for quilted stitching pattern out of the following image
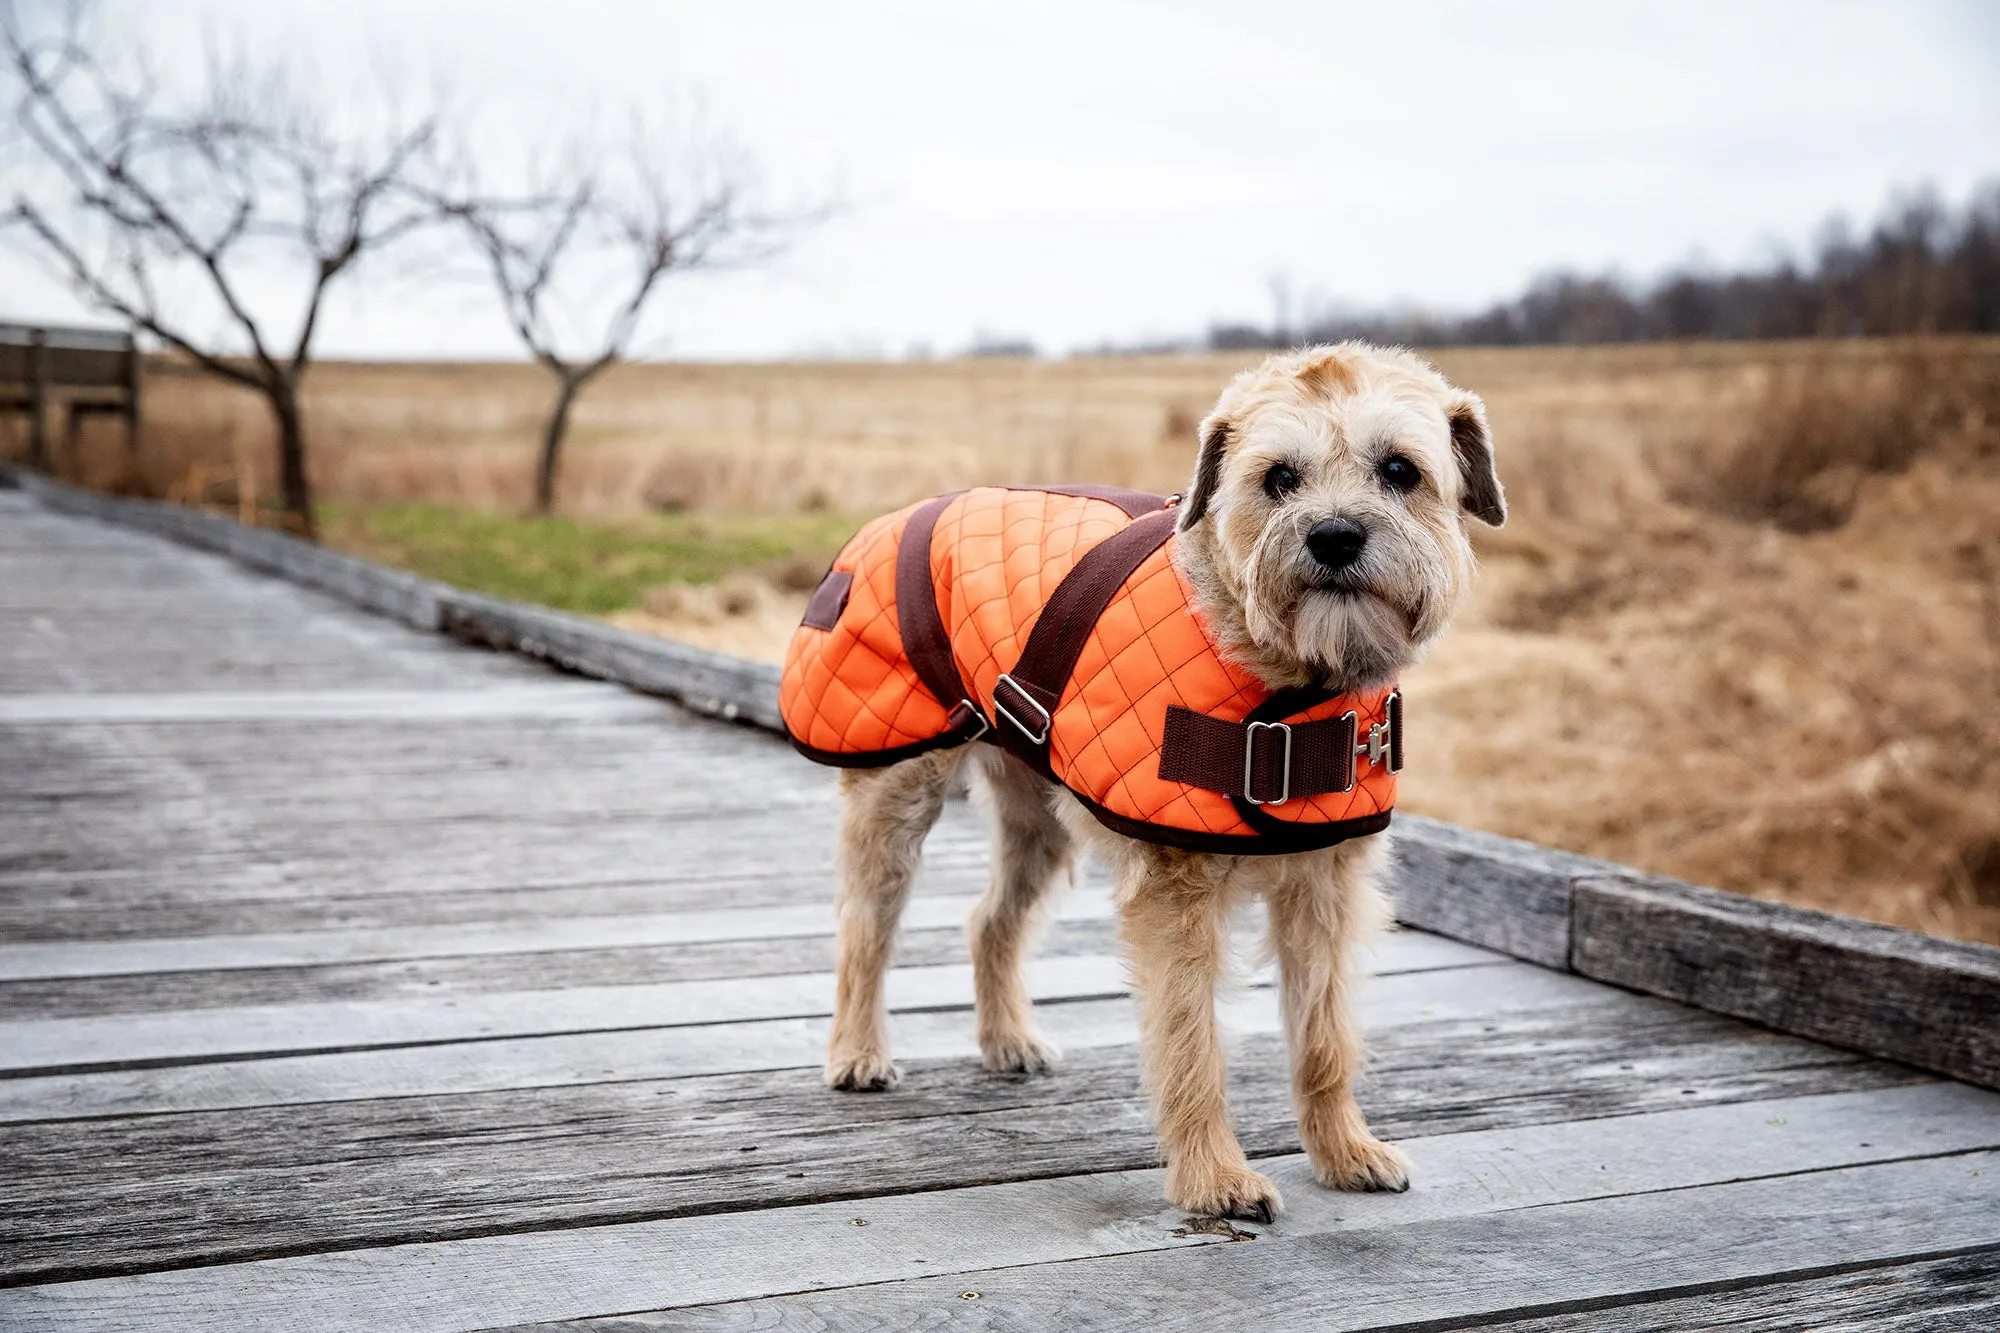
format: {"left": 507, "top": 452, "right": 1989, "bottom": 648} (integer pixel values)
{"left": 1052, "top": 541, "right": 1396, "bottom": 834}
{"left": 781, "top": 500, "right": 950, "bottom": 753}
{"left": 782, "top": 487, "right": 1397, "bottom": 840}
{"left": 935, "top": 488, "right": 1128, "bottom": 712}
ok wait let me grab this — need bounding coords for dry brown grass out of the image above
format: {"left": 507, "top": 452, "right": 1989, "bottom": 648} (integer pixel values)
{"left": 9, "top": 338, "right": 1998, "bottom": 943}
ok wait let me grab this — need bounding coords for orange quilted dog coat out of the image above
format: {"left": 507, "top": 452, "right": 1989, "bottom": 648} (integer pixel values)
{"left": 781, "top": 486, "right": 1400, "bottom": 854}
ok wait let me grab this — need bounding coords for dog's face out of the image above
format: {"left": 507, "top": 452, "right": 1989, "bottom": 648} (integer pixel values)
{"left": 1175, "top": 343, "right": 1505, "bottom": 690}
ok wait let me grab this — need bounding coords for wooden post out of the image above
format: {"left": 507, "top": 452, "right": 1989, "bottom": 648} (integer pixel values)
{"left": 27, "top": 329, "right": 48, "bottom": 471}
{"left": 124, "top": 330, "right": 143, "bottom": 464}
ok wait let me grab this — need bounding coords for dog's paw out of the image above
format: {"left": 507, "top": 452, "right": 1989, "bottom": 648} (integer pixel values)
{"left": 1167, "top": 1162, "right": 1284, "bottom": 1224}
{"left": 980, "top": 1030, "right": 1061, "bottom": 1075}
{"left": 1311, "top": 1135, "right": 1411, "bottom": 1193}
{"left": 825, "top": 1050, "right": 900, "bottom": 1092}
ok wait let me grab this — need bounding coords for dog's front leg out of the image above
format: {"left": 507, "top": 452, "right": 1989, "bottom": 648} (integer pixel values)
{"left": 826, "top": 753, "right": 956, "bottom": 1091}
{"left": 966, "top": 750, "right": 1070, "bottom": 1074}
{"left": 1119, "top": 860, "right": 1280, "bottom": 1222}
{"left": 1267, "top": 842, "right": 1410, "bottom": 1192}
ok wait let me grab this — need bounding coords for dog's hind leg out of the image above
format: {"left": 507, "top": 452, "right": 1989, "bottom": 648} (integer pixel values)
{"left": 965, "top": 748, "right": 1073, "bottom": 1074}
{"left": 1266, "top": 836, "right": 1410, "bottom": 1192}
{"left": 1118, "top": 853, "right": 1281, "bottom": 1222}
{"left": 826, "top": 748, "right": 961, "bottom": 1091}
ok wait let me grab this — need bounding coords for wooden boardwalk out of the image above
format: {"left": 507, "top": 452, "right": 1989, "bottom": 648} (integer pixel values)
{"left": 2, "top": 483, "right": 1997, "bottom": 1330}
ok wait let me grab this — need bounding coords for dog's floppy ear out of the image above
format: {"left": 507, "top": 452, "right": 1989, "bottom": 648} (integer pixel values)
{"left": 1446, "top": 392, "right": 1506, "bottom": 527}
{"left": 1177, "top": 416, "right": 1231, "bottom": 531}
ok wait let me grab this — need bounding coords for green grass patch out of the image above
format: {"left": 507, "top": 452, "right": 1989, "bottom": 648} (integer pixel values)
{"left": 321, "top": 503, "right": 859, "bottom": 616}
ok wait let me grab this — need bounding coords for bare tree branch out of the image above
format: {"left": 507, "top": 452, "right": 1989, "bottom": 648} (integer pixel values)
{"left": 439, "top": 111, "right": 829, "bottom": 512}
{"left": 1, "top": 0, "right": 445, "bottom": 537}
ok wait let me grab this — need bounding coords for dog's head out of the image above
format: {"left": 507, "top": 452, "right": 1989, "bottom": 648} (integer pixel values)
{"left": 1174, "top": 343, "right": 1504, "bottom": 690}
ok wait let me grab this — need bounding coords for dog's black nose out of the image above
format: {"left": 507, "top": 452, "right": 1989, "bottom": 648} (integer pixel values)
{"left": 1307, "top": 518, "right": 1368, "bottom": 571}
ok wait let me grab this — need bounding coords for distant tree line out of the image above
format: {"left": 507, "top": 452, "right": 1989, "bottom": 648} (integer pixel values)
{"left": 1207, "top": 183, "right": 2000, "bottom": 352}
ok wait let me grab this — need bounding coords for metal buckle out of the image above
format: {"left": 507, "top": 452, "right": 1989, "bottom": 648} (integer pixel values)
{"left": 991, "top": 674, "right": 1051, "bottom": 745}
{"left": 947, "top": 698, "right": 990, "bottom": 741}
{"left": 1243, "top": 720, "right": 1292, "bottom": 805}
{"left": 1336, "top": 710, "right": 1358, "bottom": 791}
{"left": 1356, "top": 692, "right": 1401, "bottom": 774}
{"left": 1387, "top": 689, "right": 1403, "bottom": 773}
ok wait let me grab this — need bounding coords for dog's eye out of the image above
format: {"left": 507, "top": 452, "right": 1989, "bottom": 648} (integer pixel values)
{"left": 1262, "top": 462, "right": 1302, "bottom": 499}
{"left": 1378, "top": 455, "right": 1421, "bottom": 494}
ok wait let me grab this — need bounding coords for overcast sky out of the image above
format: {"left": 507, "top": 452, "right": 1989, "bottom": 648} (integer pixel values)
{"left": 5, "top": 0, "right": 1997, "bottom": 360}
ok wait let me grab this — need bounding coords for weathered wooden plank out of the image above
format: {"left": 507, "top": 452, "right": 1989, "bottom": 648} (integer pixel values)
{"left": 0, "top": 889, "right": 1126, "bottom": 982}
{"left": 0, "top": 954, "right": 1144, "bottom": 1072}
{"left": 0, "top": 993, "right": 1927, "bottom": 1283}
{"left": 1477, "top": 1250, "right": 2000, "bottom": 1331}
{"left": 0, "top": 955, "right": 1556, "bottom": 1120}
{"left": 0, "top": 919, "right": 1493, "bottom": 1020}
{"left": 0, "top": 857, "right": 997, "bottom": 942}
{"left": 442, "top": 590, "right": 784, "bottom": 731}
{"left": 0, "top": 936, "right": 1537, "bottom": 1075}
{"left": 0, "top": 717, "right": 855, "bottom": 925}
{"left": 2, "top": 1085, "right": 1992, "bottom": 1333}
{"left": 544, "top": 1152, "right": 2000, "bottom": 1332}
{"left": 0, "top": 686, "right": 662, "bottom": 725}
{"left": 1387, "top": 815, "right": 1615, "bottom": 969}
{"left": 9, "top": 472, "right": 783, "bottom": 722}
{"left": 0, "top": 991, "right": 1153, "bottom": 1121}
{"left": 0, "top": 877, "right": 1482, "bottom": 981}
{"left": 8, "top": 471, "right": 447, "bottom": 630}
{"left": 0, "top": 921, "right": 1126, "bottom": 1019}
{"left": 1572, "top": 874, "right": 2000, "bottom": 1091}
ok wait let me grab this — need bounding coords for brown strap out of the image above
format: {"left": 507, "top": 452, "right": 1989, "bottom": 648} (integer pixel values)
{"left": 1032, "top": 484, "right": 1169, "bottom": 518}
{"left": 1158, "top": 706, "right": 1358, "bottom": 801}
{"left": 991, "top": 506, "right": 1178, "bottom": 759}
{"left": 894, "top": 493, "right": 986, "bottom": 737}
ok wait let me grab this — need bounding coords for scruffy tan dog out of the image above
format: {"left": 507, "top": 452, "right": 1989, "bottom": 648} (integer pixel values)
{"left": 824, "top": 343, "right": 1504, "bottom": 1221}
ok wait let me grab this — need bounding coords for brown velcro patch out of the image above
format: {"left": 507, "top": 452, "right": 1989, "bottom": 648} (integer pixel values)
{"left": 801, "top": 570, "right": 853, "bottom": 630}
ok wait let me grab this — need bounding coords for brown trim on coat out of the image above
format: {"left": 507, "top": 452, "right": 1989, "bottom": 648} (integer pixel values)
{"left": 785, "top": 729, "right": 972, "bottom": 769}
{"left": 1074, "top": 789, "right": 1393, "bottom": 855}
{"left": 1030, "top": 484, "right": 1170, "bottom": 518}
{"left": 799, "top": 570, "right": 853, "bottom": 630}
{"left": 892, "top": 492, "right": 989, "bottom": 742}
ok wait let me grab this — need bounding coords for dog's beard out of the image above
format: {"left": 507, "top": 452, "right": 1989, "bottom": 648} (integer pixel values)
{"left": 1239, "top": 519, "right": 1426, "bottom": 690}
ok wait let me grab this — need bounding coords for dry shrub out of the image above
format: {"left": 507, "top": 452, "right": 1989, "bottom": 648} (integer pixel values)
{"left": 1668, "top": 346, "right": 2000, "bottom": 532}
{"left": 1422, "top": 340, "right": 2000, "bottom": 943}
{"left": 618, "top": 571, "right": 804, "bottom": 660}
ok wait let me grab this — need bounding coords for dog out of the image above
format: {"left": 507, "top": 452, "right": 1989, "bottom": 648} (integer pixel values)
{"left": 797, "top": 343, "right": 1503, "bottom": 1221}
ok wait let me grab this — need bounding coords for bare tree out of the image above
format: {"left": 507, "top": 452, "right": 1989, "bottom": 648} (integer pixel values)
{"left": 0, "top": 1, "right": 440, "bottom": 537}
{"left": 444, "top": 122, "right": 816, "bottom": 513}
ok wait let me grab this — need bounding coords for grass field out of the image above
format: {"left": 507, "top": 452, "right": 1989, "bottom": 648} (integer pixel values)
{"left": 12, "top": 337, "right": 2000, "bottom": 945}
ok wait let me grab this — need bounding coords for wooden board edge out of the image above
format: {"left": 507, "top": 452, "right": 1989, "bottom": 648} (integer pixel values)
{"left": 3, "top": 468, "right": 445, "bottom": 631}
{"left": 1571, "top": 873, "right": 2000, "bottom": 1090}
{"left": 438, "top": 592, "right": 783, "bottom": 732}
{"left": 1386, "top": 815, "right": 1623, "bottom": 969}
